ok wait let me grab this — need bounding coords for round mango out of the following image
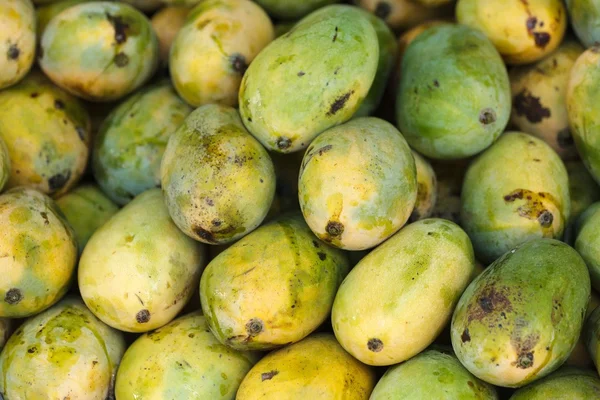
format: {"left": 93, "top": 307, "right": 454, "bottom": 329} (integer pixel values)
{"left": 509, "top": 368, "right": 600, "bottom": 399}
{"left": 150, "top": 6, "right": 190, "bottom": 66}
{"left": 0, "top": 0, "right": 35, "bottom": 90}
{"left": 410, "top": 150, "right": 437, "bottom": 222}
{"left": 565, "top": 0, "right": 600, "bottom": 48}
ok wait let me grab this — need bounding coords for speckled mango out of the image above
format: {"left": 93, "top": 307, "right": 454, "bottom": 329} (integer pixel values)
{"left": 456, "top": 0, "right": 567, "bottom": 65}
{"left": 298, "top": 117, "right": 416, "bottom": 251}
{"left": 239, "top": 5, "right": 379, "bottom": 153}
{"left": 93, "top": 81, "right": 192, "bottom": 205}
{"left": 236, "top": 333, "right": 376, "bottom": 399}
{"left": 78, "top": 189, "right": 205, "bottom": 332}
{"left": 575, "top": 203, "right": 600, "bottom": 292}
{"left": 585, "top": 306, "right": 600, "bottom": 375}
{"left": 0, "top": 72, "right": 91, "bottom": 197}
{"left": 0, "top": 187, "right": 77, "bottom": 318}
{"left": 332, "top": 219, "right": 475, "bottom": 366}
{"left": 461, "top": 132, "right": 570, "bottom": 264}
{"left": 566, "top": 290, "right": 600, "bottom": 368}
{"left": 409, "top": 150, "right": 437, "bottom": 222}
{"left": 116, "top": 312, "right": 259, "bottom": 400}
{"left": 567, "top": 160, "right": 600, "bottom": 222}
{"left": 36, "top": 0, "right": 92, "bottom": 36}
{"left": 451, "top": 239, "right": 591, "bottom": 388}
{"left": 355, "top": 0, "right": 451, "bottom": 31}
{"left": 370, "top": 347, "right": 498, "bottom": 399}
{"left": 0, "top": 0, "right": 36, "bottom": 90}
{"left": 0, "top": 296, "right": 125, "bottom": 400}
{"left": 509, "top": 39, "right": 584, "bottom": 160}
{"left": 55, "top": 184, "right": 119, "bottom": 254}
{"left": 160, "top": 104, "right": 276, "bottom": 245}
{"left": 150, "top": 6, "right": 190, "bottom": 66}
{"left": 396, "top": 24, "right": 511, "bottom": 160}
{"left": 39, "top": 2, "right": 159, "bottom": 102}
{"left": 565, "top": 0, "right": 600, "bottom": 48}
{"left": 200, "top": 214, "right": 349, "bottom": 351}
{"left": 509, "top": 367, "right": 600, "bottom": 399}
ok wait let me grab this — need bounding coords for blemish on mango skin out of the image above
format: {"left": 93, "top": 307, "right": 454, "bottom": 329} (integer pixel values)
{"left": 367, "top": 338, "right": 383, "bottom": 352}
{"left": 261, "top": 370, "right": 278, "bottom": 381}
{"left": 503, "top": 189, "right": 557, "bottom": 231}
{"left": 513, "top": 90, "right": 551, "bottom": 123}
{"left": 466, "top": 285, "right": 513, "bottom": 323}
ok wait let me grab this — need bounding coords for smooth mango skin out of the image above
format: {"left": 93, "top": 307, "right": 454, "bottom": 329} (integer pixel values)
{"left": 239, "top": 5, "right": 379, "bottom": 154}
{"left": 409, "top": 150, "right": 437, "bottom": 222}
{"left": 0, "top": 0, "right": 35, "bottom": 90}
{"left": 332, "top": 219, "right": 474, "bottom": 366}
{"left": 585, "top": 306, "right": 600, "bottom": 375}
{"left": 0, "top": 296, "right": 125, "bottom": 399}
{"left": 254, "top": 0, "right": 339, "bottom": 20}
{"left": 78, "top": 189, "right": 206, "bottom": 333}
{"left": 456, "top": 0, "right": 567, "bottom": 65}
{"left": 55, "top": 184, "right": 119, "bottom": 254}
{"left": 39, "top": 2, "right": 159, "bottom": 102}
{"left": 575, "top": 203, "right": 600, "bottom": 292}
{"left": 161, "top": 104, "right": 276, "bottom": 245}
{"left": 565, "top": 290, "right": 600, "bottom": 368}
{"left": 355, "top": 0, "right": 451, "bottom": 31}
{"left": 567, "top": 160, "right": 600, "bottom": 222}
{"left": 461, "top": 132, "right": 571, "bottom": 264}
{"left": 115, "top": 312, "right": 259, "bottom": 400}
{"left": 451, "top": 239, "right": 591, "bottom": 388}
{"left": 370, "top": 348, "right": 498, "bottom": 399}
{"left": 396, "top": 24, "right": 511, "bottom": 160}
{"left": 36, "top": 0, "right": 92, "bottom": 37}
{"left": 93, "top": 81, "right": 192, "bottom": 205}
{"left": 0, "top": 187, "right": 77, "bottom": 318}
{"left": 566, "top": 0, "right": 600, "bottom": 48}
{"left": 200, "top": 215, "right": 349, "bottom": 351}
{"left": 150, "top": 6, "right": 190, "bottom": 66}
{"left": 298, "top": 117, "right": 417, "bottom": 251}
{"left": 509, "top": 368, "right": 600, "bottom": 399}
{"left": 170, "top": 0, "right": 274, "bottom": 108}
{"left": 509, "top": 39, "right": 584, "bottom": 160}
{"left": 236, "top": 333, "right": 376, "bottom": 399}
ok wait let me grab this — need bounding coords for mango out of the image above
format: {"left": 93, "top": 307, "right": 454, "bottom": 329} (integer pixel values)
{"left": 355, "top": 0, "right": 451, "bottom": 31}
{"left": 93, "top": 81, "right": 193, "bottom": 205}
{"left": 160, "top": 104, "right": 276, "bottom": 245}
{"left": 298, "top": 117, "right": 417, "bottom": 251}
{"left": 566, "top": 290, "right": 600, "bottom": 368}
{"left": 451, "top": 239, "right": 591, "bottom": 387}
{"left": 78, "top": 189, "right": 206, "bottom": 332}
{"left": 0, "top": 0, "right": 35, "bottom": 90}
{"left": 254, "top": 0, "right": 339, "bottom": 20}
{"left": 585, "top": 306, "right": 600, "bottom": 375}
{"left": 565, "top": 0, "right": 600, "bottom": 48}
{"left": 200, "top": 214, "right": 349, "bottom": 351}
{"left": 575, "top": 202, "right": 600, "bottom": 291}
{"left": 115, "top": 312, "right": 259, "bottom": 400}
{"left": 396, "top": 24, "right": 511, "bottom": 160}
{"left": 36, "top": 0, "right": 92, "bottom": 36}
{"left": 39, "top": 2, "right": 159, "bottom": 102}
{"left": 509, "top": 367, "right": 600, "bottom": 399}
{"left": 456, "top": 0, "right": 567, "bottom": 65}
{"left": 461, "top": 132, "right": 570, "bottom": 264}
{"left": 150, "top": 6, "right": 190, "bottom": 66}
{"left": 236, "top": 333, "right": 376, "bottom": 399}
{"left": 410, "top": 150, "right": 437, "bottom": 222}
{"left": 0, "top": 296, "right": 125, "bottom": 399}
{"left": 239, "top": 5, "right": 379, "bottom": 153}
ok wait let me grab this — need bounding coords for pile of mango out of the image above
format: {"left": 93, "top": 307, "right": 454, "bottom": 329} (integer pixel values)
{"left": 2, "top": 0, "right": 600, "bottom": 398}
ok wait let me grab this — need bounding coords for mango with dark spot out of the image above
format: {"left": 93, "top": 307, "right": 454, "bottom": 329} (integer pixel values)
{"left": 355, "top": 0, "right": 453, "bottom": 31}
{"left": 575, "top": 202, "right": 600, "bottom": 292}
{"left": 461, "top": 132, "right": 570, "bottom": 264}
{"left": 39, "top": 2, "right": 159, "bottom": 102}
{"left": 409, "top": 150, "right": 437, "bottom": 222}
{"left": 36, "top": 0, "right": 93, "bottom": 37}
{"left": 451, "top": 239, "right": 590, "bottom": 388}
{"left": 78, "top": 189, "right": 206, "bottom": 332}
{"left": 457, "top": 0, "right": 567, "bottom": 65}
{"left": 161, "top": 104, "right": 276, "bottom": 245}
{"left": 0, "top": 296, "right": 125, "bottom": 399}
{"left": 510, "top": 367, "right": 600, "bottom": 399}
{"left": 150, "top": 6, "right": 191, "bottom": 66}
{"left": 566, "top": 0, "right": 600, "bottom": 48}
{"left": 239, "top": 5, "right": 379, "bottom": 153}
{"left": 585, "top": 306, "right": 600, "bottom": 376}
{"left": 0, "top": 0, "right": 35, "bottom": 90}
{"left": 237, "top": 333, "right": 376, "bottom": 399}
{"left": 115, "top": 312, "right": 259, "bottom": 400}
{"left": 200, "top": 214, "right": 349, "bottom": 351}
{"left": 370, "top": 347, "right": 498, "bottom": 399}
{"left": 396, "top": 24, "right": 510, "bottom": 160}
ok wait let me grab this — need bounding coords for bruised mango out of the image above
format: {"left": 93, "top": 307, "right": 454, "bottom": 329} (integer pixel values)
{"left": 355, "top": 0, "right": 451, "bottom": 31}
{"left": 575, "top": 203, "right": 600, "bottom": 291}
{"left": 0, "top": 0, "right": 36, "bottom": 90}
{"left": 410, "top": 150, "right": 437, "bottom": 222}
{"left": 451, "top": 239, "right": 591, "bottom": 388}
{"left": 565, "top": 0, "right": 600, "bottom": 48}
{"left": 150, "top": 6, "right": 190, "bottom": 66}
{"left": 585, "top": 306, "right": 600, "bottom": 375}
{"left": 509, "top": 367, "right": 600, "bottom": 399}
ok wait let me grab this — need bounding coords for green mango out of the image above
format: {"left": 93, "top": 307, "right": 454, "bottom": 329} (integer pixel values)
{"left": 409, "top": 150, "right": 437, "bottom": 222}
{"left": 575, "top": 202, "right": 600, "bottom": 291}
{"left": 298, "top": 117, "right": 417, "bottom": 251}
{"left": 239, "top": 4, "right": 379, "bottom": 153}
{"left": 509, "top": 367, "right": 600, "bottom": 399}
{"left": 36, "top": 0, "right": 93, "bottom": 37}
{"left": 396, "top": 23, "right": 511, "bottom": 160}
{"left": 200, "top": 214, "right": 349, "bottom": 351}
{"left": 585, "top": 306, "right": 600, "bottom": 375}
{"left": 78, "top": 189, "right": 206, "bottom": 332}
{"left": 115, "top": 312, "right": 259, "bottom": 400}
{"left": 0, "top": 0, "right": 35, "bottom": 90}
{"left": 160, "top": 104, "right": 276, "bottom": 245}
{"left": 451, "top": 239, "right": 591, "bottom": 387}
{"left": 0, "top": 296, "right": 125, "bottom": 399}
{"left": 461, "top": 131, "right": 570, "bottom": 264}
{"left": 565, "top": 0, "right": 600, "bottom": 48}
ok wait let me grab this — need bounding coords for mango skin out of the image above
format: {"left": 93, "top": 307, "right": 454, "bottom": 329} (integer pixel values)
{"left": 161, "top": 104, "right": 276, "bottom": 245}
{"left": 456, "top": 0, "right": 567, "bottom": 65}
{"left": 332, "top": 219, "right": 475, "bottom": 366}
{"left": 509, "top": 39, "right": 584, "bottom": 160}
{"left": 78, "top": 189, "right": 206, "bottom": 333}
{"left": 355, "top": 0, "right": 451, "bottom": 31}
{"left": 239, "top": 5, "right": 379, "bottom": 153}
{"left": 0, "top": 296, "right": 125, "bottom": 399}
{"left": 93, "top": 81, "right": 193, "bottom": 205}
{"left": 200, "top": 214, "right": 349, "bottom": 351}
{"left": 115, "top": 312, "right": 259, "bottom": 400}
{"left": 410, "top": 150, "right": 437, "bottom": 222}
{"left": 370, "top": 348, "right": 498, "bottom": 399}
{"left": 171, "top": 0, "right": 274, "bottom": 108}
{"left": 396, "top": 24, "right": 511, "bottom": 160}
{"left": 451, "top": 239, "right": 591, "bottom": 388}
{"left": 0, "top": 0, "right": 36, "bottom": 90}
{"left": 150, "top": 6, "right": 190, "bottom": 66}
{"left": 55, "top": 184, "right": 119, "bottom": 254}
{"left": 461, "top": 132, "right": 571, "bottom": 264}
{"left": 37, "top": 0, "right": 92, "bottom": 37}
{"left": 236, "top": 333, "right": 376, "bottom": 399}
{"left": 509, "top": 368, "right": 600, "bottom": 399}
{"left": 39, "top": 2, "right": 159, "bottom": 102}
{"left": 565, "top": 0, "right": 600, "bottom": 48}
{"left": 575, "top": 203, "right": 600, "bottom": 292}
{"left": 298, "top": 117, "right": 417, "bottom": 251}
{"left": 585, "top": 306, "right": 600, "bottom": 375}
{"left": 254, "top": 0, "right": 339, "bottom": 20}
